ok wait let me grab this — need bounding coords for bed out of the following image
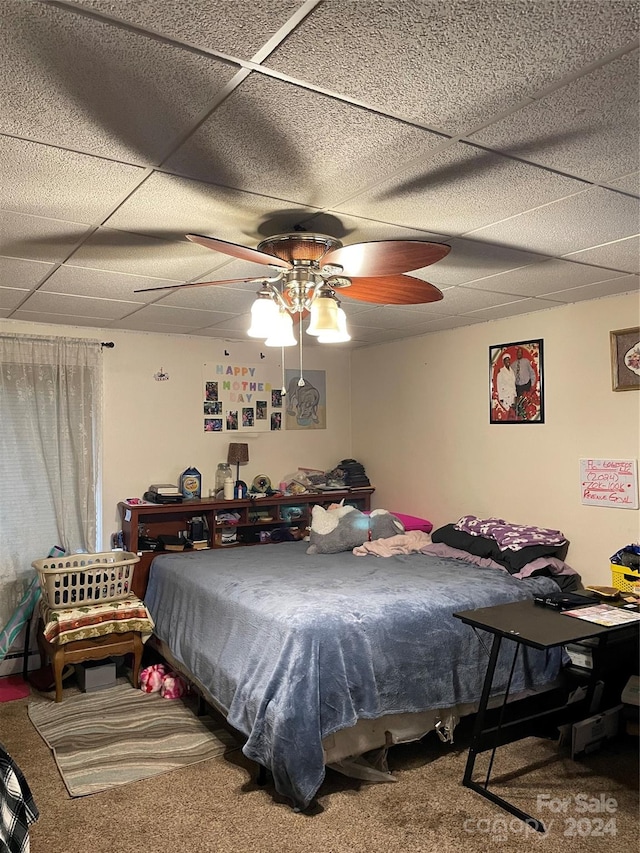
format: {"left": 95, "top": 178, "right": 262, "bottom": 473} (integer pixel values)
{"left": 144, "top": 537, "right": 571, "bottom": 810}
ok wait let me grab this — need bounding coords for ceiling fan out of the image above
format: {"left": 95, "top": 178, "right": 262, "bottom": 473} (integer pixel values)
{"left": 134, "top": 231, "right": 451, "bottom": 346}
{"left": 136, "top": 231, "right": 450, "bottom": 298}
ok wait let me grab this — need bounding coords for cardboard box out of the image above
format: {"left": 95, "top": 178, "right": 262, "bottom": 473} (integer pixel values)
{"left": 571, "top": 705, "right": 621, "bottom": 758}
{"left": 76, "top": 660, "right": 116, "bottom": 693}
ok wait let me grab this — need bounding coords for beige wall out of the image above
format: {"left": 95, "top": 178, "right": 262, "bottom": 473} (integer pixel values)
{"left": 3, "top": 291, "right": 639, "bottom": 587}
{"left": 0, "top": 319, "right": 353, "bottom": 549}
{"left": 351, "top": 292, "right": 640, "bottom": 587}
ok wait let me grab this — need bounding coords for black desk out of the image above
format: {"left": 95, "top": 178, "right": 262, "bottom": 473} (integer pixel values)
{"left": 454, "top": 599, "right": 639, "bottom": 833}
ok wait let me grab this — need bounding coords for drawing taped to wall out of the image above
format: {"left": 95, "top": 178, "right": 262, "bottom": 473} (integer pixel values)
{"left": 489, "top": 339, "right": 544, "bottom": 424}
{"left": 284, "top": 370, "right": 327, "bottom": 430}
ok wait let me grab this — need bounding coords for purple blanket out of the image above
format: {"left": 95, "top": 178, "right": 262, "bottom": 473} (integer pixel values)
{"left": 455, "top": 515, "right": 567, "bottom": 552}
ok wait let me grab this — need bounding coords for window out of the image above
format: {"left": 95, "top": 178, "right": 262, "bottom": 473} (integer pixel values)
{"left": 0, "top": 334, "right": 102, "bottom": 629}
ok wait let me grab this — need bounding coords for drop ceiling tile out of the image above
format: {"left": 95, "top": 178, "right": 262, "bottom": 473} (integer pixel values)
{"left": 265, "top": 0, "right": 639, "bottom": 134}
{"left": 346, "top": 324, "right": 394, "bottom": 342}
{"left": 0, "top": 286, "right": 29, "bottom": 311}
{"left": 563, "top": 236, "right": 640, "bottom": 274}
{"left": 605, "top": 171, "right": 640, "bottom": 195}
{"left": 10, "top": 310, "right": 112, "bottom": 328}
{"left": 335, "top": 143, "right": 585, "bottom": 235}
{"left": 343, "top": 305, "right": 446, "bottom": 329}
{"left": 464, "top": 297, "right": 564, "bottom": 320}
{"left": 77, "top": 0, "right": 303, "bottom": 59}
{"left": 0, "top": 136, "right": 145, "bottom": 222}
{"left": 66, "top": 228, "right": 223, "bottom": 280}
{"left": 203, "top": 311, "right": 252, "bottom": 332}
{"left": 338, "top": 300, "right": 393, "bottom": 319}
{"left": 104, "top": 172, "right": 311, "bottom": 244}
{"left": 350, "top": 328, "right": 418, "bottom": 345}
{"left": 159, "top": 285, "right": 257, "bottom": 313}
{"left": 0, "top": 211, "right": 93, "bottom": 263}
{"left": 111, "top": 316, "right": 197, "bottom": 334}
{"left": 193, "top": 314, "right": 252, "bottom": 335}
{"left": 16, "top": 291, "right": 143, "bottom": 320}
{"left": 542, "top": 274, "right": 639, "bottom": 303}
{"left": 351, "top": 294, "right": 455, "bottom": 319}
{"left": 166, "top": 74, "right": 444, "bottom": 207}
{"left": 40, "top": 265, "right": 179, "bottom": 303}
{"left": 116, "top": 303, "right": 234, "bottom": 328}
{"left": 410, "top": 315, "right": 488, "bottom": 332}
{"left": 470, "top": 50, "right": 640, "bottom": 184}
{"left": 299, "top": 212, "right": 451, "bottom": 245}
{"left": 468, "top": 187, "right": 640, "bottom": 255}
{"left": 0, "top": 256, "right": 54, "bottom": 290}
{"left": 190, "top": 326, "right": 246, "bottom": 340}
{"left": 0, "top": 0, "right": 238, "bottom": 164}
{"left": 463, "top": 258, "right": 624, "bottom": 297}
{"left": 422, "top": 238, "right": 546, "bottom": 287}
{"left": 414, "top": 286, "right": 526, "bottom": 314}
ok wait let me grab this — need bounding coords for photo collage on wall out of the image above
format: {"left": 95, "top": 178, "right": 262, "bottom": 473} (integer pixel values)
{"left": 203, "top": 361, "right": 283, "bottom": 433}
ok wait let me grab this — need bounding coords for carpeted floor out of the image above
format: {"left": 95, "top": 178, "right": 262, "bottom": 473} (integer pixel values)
{"left": 28, "top": 682, "right": 239, "bottom": 796}
{"left": 2, "top": 681, "right": 638, "bottom": 853}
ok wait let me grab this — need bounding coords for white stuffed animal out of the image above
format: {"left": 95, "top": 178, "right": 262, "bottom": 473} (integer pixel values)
{"left": 306, "top": 504, "right": 404, "bottom": 554}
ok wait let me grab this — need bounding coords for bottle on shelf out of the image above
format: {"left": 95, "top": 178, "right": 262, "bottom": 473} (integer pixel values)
{"left": 223, "top": 477, "right": 234, "bottom": 500}
{"left": 215, "top": 463, "right": 233, "bottom": 498}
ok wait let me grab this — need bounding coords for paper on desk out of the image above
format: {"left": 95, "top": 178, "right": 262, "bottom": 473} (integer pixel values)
{"left": 563, "top": 604, "right": 640, "bottom": 626}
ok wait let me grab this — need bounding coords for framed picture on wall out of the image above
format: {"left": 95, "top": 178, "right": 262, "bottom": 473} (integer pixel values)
{"left": 489, "top": 338, "right": 544, "bottom": 424}
{"left": 610, "top": 327, "right": 640, "bottom": 391}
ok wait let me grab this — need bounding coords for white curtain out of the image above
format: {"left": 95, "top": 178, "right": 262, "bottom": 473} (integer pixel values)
{"left": 0, "top": 334, "right": 102, "bottom": 627}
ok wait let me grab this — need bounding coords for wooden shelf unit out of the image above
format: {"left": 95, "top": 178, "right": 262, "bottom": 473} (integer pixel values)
{"left": 118, "top": 489, "right": 374, "bottom": 598}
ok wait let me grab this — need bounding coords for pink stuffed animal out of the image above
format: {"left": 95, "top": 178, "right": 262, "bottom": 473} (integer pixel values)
{"left": 160, "top": 672, "right": 187, "bottom": 699}
{"left": 139, "top": 663, "right": 166, "bottom": 694}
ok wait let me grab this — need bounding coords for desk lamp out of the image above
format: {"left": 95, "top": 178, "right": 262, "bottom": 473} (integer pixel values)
{"left": 227, "top": 442, "right": 249, "bottom": 498}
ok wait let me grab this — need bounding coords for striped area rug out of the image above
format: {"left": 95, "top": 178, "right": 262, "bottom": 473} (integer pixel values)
{"left": 28, "top": 682, "right": 239, "bottom": 796}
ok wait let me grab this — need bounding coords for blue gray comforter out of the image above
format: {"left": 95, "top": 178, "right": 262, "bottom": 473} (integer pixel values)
{"left": 145, "top": 542, "right": 562, "bottom": 808}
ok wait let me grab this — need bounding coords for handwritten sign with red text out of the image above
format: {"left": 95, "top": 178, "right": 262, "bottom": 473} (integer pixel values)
{"left": 580, "top": 459, "right": 638, "bottom": 509}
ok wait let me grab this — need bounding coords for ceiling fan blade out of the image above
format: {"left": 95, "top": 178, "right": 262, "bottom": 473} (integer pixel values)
{"left": 343, "top": 274, "right": 443, "bottom": 305}
{"left": 133, "top": 276, "right": 268, "bottom": 294}
{"left": 322, "top": 240, "right": 450, "bottom": 276}
{"left": 186, "top": 234, "right": 293, "bottom": 269}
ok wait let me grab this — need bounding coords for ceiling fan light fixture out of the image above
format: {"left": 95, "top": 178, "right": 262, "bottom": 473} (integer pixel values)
{"left": 248, "top": 288, "right": 280, "bottom": 337}
{"left": 306, "top": 293, "right": 340, "bottom": 336}
{"left": 317, "top": 307, "right": 351, "bottom": 343}
{"left": 265, "top": 310, "right": 297, "bottom": 348}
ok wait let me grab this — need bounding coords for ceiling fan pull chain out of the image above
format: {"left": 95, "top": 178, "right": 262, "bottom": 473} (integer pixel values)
{"left": 298, "top": 318, "right": 305, "bottom": 387}
{"left": 281, "top": 346, "right": 287, "bottom": 396}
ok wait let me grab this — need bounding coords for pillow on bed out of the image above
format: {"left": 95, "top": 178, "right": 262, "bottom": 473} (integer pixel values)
{"left": 383, "top": 512, "right": 433, "bottom": 533}
{"left": 306, "top": 505, "right": 404, "bottom": 554}
{"left": 431, "top": 524, "right": 499, "bottom": 559}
